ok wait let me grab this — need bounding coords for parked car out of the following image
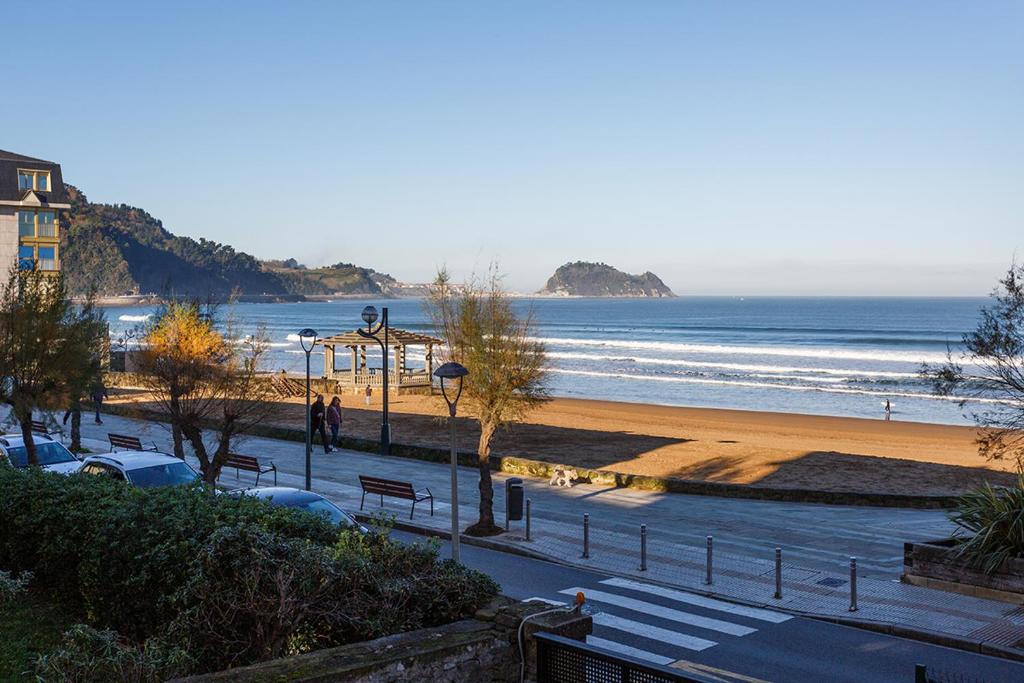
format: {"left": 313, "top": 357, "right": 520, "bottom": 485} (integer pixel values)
{"left": 235, "top": 487, "right": 367, "bottom": 533}
{"left": 77, "top": 451, "right": 201, "bottom": 488}
{"left": 0, "top": 433, "right": 81, "bottom": 474}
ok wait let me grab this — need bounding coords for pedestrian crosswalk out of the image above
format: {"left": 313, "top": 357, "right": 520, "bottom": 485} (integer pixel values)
{"left": 524, "top": 575, "right": 791, "bottom": 673}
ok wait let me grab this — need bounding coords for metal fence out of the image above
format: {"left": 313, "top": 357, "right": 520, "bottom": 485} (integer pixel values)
{"left": 535, "top": 632, "right": 719, "bottom": 683}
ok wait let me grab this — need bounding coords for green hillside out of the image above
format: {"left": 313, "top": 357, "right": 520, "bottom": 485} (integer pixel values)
{"left": 59, "top": 186, "right": 390, "bottom": 297}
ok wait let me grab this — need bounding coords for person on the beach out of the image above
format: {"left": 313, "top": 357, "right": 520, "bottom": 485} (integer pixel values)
{"left": 326, "top": 396, "right": 342, "bottom": 450}
{"left": 90, "top": 379, "right": 108, "bottom": 425}
{"left": 364, "top": 385, "right": 372, "bottom": 405}
{"left": 310, "top": 394, "right": 331, "bottom": 453}
{"left": 884, "top": 399, "right": 891, "bottom": 421}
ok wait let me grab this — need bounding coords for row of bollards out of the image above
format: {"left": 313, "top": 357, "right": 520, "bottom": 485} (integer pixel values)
{"left": 577, "top": 514, "right": 859, "bottom": 610}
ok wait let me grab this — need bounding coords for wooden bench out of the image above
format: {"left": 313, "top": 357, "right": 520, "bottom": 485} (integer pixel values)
{"left": 30, "top": 420, "right": 52, "bottom": 436}
{"left": 359, "top": 475, "right": 433, "bottom": 520}
{"left": 223, "top": 454, "right": 277, "bottom": 487}
{"left": 107, "top": 433, "right": 158, "bottom": 452}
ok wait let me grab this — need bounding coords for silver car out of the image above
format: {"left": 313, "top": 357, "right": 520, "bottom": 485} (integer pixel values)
{"left": 78, "top": 451, "right": 201, "bottom": 488}
{"left": 0, "top": 433, "right": 81, "bottom": 474}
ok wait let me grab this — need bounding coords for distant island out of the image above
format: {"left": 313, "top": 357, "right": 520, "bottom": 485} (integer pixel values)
{"left": 540, "top": 262, "right": 675, "bottom": 298}
{"left": 60, "top": 186, "right": 396, "bottom": 298}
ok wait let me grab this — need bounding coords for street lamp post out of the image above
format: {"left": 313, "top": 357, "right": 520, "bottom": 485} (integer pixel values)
{"left": 434, "top": 361, "right": 469, "bottom": 563}
{"left": 298, "top": 328, "right": 319, "bottom": 491}
{"left": 356, "top": 305, "right": 391, "bottom": 455}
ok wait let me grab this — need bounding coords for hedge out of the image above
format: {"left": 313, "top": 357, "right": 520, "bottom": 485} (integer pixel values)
{"left": 0, "top": 467, "right": 498, "bottom": 675}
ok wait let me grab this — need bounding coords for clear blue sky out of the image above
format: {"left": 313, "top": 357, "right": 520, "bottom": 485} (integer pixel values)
{"left": 3, "top": 2, "right": 1021, "bottom": 294}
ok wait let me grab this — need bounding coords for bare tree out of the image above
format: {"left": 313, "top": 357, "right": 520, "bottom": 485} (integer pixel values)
{"left": 0, "top": 266, "right": 105, "bottom": 464}
{"left": 133, "top": 301, "right": 277, "bottom": 483}
{"left": 427, "top": 268, "right": 548, "bottom": 535}
{"left": 923, "top": 265, "right": 1024, "bottom": 470}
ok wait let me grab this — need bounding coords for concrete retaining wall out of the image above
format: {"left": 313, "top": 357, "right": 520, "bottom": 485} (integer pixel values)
{"left": 903, "top": 539, "right": 1024, "bottom": 603}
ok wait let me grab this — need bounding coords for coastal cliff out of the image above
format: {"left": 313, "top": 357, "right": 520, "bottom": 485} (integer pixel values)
{"left": 540, "top": 262, "right": 675, "bottom": 297}
{"left": 59, "top": 186, "right": 392, "bottom": 297}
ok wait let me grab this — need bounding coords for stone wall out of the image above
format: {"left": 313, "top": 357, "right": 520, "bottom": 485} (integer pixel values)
{"left": 904, "top": 539, "right": 1024, "bottom": 603}
{"left": 171, "top": 597, "right": 591, "bottom": 683}
{"left": 0, "top": 206, "right": 18, "bottom": 271}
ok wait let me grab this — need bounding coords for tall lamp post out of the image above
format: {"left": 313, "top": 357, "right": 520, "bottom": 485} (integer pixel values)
{"left": 298, "top": 328, "right": 319, "bottom": 491}
{"left": 357, "top": 306, "right": 391, "bottom": 455}
{"left": 434, "top": 361, "right": 468, "bottom": 563}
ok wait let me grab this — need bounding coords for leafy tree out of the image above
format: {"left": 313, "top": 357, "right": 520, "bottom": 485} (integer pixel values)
{"left": 0, "top": 267, "right": 105, "bottom": 464}
{"left": 427, "top": 269, "right": 548, "bottom": 535}
{"left": 133, "top": 301, "right": 276, "bottom": 483}
{"left": 924, "top": 265, "right": 1024, "bottom": 470}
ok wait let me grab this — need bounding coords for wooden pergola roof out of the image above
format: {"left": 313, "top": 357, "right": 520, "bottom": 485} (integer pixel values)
{"left": 320, "top": 328, "right": 444, "bottom": 348}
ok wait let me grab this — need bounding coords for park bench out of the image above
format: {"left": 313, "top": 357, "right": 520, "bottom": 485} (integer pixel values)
{"left": 107, "top": 433, "right": 158, "bottom": 452}
{"left": 223, "top": 454, "right": 277, "bottom": 487}
{"left": 30, "top": 420, "right": 53, "bottom": 437}
{"left": 358, "top": 475, "right": 433, "bottom": 520}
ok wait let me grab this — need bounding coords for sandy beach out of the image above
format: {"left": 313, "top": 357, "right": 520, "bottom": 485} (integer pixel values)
{"left": 109, "top": 389, "right": 1015, "bottom": 497}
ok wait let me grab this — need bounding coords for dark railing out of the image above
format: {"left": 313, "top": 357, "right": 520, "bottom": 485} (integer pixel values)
{"left": 535, "top": 632, "right": 719, "bottom": 683}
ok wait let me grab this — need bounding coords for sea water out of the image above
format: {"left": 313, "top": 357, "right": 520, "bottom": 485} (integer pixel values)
{"left": 104, "top": 296, "right": 988, "bottom": 426}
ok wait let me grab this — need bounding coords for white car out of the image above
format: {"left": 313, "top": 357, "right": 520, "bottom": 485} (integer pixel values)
{"left": 0, "top": 433, "right": 81, "bottom": 474}
{"left": 78, "top": 451, "right": 201, "bottom": 488}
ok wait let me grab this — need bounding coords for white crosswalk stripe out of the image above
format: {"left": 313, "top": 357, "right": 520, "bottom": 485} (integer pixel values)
{"left": 599, "top": 577, "right": 792, "bottom": 624}
{"left": 559, "top": 587, "right": 757, "bottom": 636}
{"left": 592, "top": 612, "right": 717, "bottom": 652}
{"left": 585, "top": 636, "right": 675, "bottom": 665}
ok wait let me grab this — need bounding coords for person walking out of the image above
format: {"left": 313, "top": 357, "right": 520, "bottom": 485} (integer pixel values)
{"left": 90, "top": 379, "right": 108, "bottom": 425}
{"left": 326, "top": 396, "right": 342, "bottom": 451}
{"left": 311, "top": 394, "right": 331, "bottom": 453}
{"left": 364, "top": 385, "right": 372, "bottom": 406}
{"left": 884, "top": 399, "right": 892, "bottom": 421}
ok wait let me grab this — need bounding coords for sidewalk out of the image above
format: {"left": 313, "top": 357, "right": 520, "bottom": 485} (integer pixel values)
{"left": 61, "top": 410, "right": 1024, "bottom": 659}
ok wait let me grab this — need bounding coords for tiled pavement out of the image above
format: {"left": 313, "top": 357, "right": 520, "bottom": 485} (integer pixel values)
{"left": 32, "top": 409, "right": 1024, "bottom": 657}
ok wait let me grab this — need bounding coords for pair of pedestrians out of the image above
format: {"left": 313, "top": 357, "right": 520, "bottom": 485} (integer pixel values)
{"left": 310, "top": 394, "right": 343, "bottom": 453}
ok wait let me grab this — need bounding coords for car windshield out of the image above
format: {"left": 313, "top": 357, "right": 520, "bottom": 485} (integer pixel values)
{"left": 126, "top": 462, "right": 199, "bottom": 488}
{"left": 5, "top": 442, "right": 78, "bottom": 468}
{"left": 288, "top": 498, "right": 357, "bottom": 527}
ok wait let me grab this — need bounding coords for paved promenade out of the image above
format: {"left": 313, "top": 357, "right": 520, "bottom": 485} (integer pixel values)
{"left": 45, "top": 410, "right": 1024, "bottom": 657}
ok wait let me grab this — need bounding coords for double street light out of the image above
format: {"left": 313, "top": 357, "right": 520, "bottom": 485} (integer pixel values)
{"left": 357, "top": 306, "right": 391, "bottom": 455}
{"left": 298, "top": 328, "right": 319, "bottom": 491}
{"left": 434, "top": 361, "right": 469, "bottom": 563}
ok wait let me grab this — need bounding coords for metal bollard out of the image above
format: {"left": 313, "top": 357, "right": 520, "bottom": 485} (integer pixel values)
{"left": 849, "top": 557, "right": 858, "bottom": 612}
{"left": 525, "top": 499, "right": 531, "bottom": 541}
{"left": 705, "top": 536, "right": 713, "bottom": 585}
{"left": 582, "top": 513, "right": 590, "bottom": 559}
{"left": 774, "top": 548, "right": 782, "bottom": 599}
{"left": 640, "top": 524, "right": 647, "bottom": 571}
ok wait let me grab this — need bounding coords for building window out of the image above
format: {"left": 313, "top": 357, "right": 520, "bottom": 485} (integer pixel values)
{"left": 17, "top": 210, "right": 57, "bottom": 238}
{"left": 16, "top": 245, "right": 58, "bottom": 272}
{"left": 37, "top": 247, "right": 56, "bottom": 271}
{"left": 17, "top": 170, "right": 51, "bottom": 192}
{"left": 18, "top": 212, "right": 34, "bottom": 237}
{"left": 18, "top": 246, "right": 34, "bottom": 271}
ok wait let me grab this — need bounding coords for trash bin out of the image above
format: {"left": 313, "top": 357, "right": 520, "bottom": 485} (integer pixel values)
{"left": 506, "top": 477, "right": 524, "bottom": 521}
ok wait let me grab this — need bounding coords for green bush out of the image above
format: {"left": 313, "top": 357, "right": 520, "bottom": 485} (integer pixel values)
{"left": 952, "top": 474, "right": 1024, "bottom": 574}
{"left": 0, "top": 466, "right": 499, "bottom": 675}
{"left": 0, "top": 569, "right": 31, "bottom": 606}
{"left": 33, "top": 625, "right": 193, "bottom": 683}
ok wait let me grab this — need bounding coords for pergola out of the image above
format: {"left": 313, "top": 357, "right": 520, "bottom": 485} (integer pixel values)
{"left": 320, "top": 328, "right": 444, "bottom": 394}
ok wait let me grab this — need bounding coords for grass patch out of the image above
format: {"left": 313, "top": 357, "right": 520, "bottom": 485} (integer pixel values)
{"left": 0, "top": 592, "right": 78, "bottom": 681}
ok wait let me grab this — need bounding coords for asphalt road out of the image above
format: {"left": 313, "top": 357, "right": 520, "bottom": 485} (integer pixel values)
{"left": 393, "top": 531, "right": 1024, "bottom": 683}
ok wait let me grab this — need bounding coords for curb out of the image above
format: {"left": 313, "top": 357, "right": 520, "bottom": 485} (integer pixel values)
{"left": 99, "top": 400, "right": 958, "bottom": 509}
{"left": 361, "top": 512, "right": 1024, "bottom": 665}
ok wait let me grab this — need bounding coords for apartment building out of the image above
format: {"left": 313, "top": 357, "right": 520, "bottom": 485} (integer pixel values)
{"left": 0, "top": 149, "right": 69, "bottom": 272}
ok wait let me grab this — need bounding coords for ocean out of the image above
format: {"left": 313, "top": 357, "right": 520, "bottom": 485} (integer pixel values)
{"left": 105, "top": 296, "right": 988, "bottom": 426}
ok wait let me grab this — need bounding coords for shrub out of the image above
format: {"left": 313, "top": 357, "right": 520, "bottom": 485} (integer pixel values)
{"left": 33, "top": 625, "right": 192, "bottom": 683}
{"left": 951, "top": 474, "right": 1024, "bottom": 574}
{"left": 0, "top": 466, "right": 500, "bottom": 676}
{"left": 0, "top": 569, "right": 31, "bottom": 606}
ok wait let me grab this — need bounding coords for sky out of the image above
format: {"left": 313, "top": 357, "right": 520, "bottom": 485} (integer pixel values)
{"left": 2, "top": 1, "right": 1021, "bottom": 295}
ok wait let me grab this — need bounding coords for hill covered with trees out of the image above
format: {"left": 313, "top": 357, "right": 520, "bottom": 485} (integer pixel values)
{"left": 59, "top": 187, "right": 391, "bottom": 297}
{"left": 540, "top": 261, "right": 675, "bottom": 297}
